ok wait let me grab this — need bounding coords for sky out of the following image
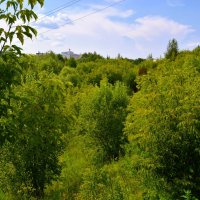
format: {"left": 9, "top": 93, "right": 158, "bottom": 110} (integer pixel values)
{"left": 17, "top": 0, "right": 200, "bottom": 58}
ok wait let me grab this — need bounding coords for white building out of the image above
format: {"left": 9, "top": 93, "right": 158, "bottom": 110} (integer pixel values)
{"left": 61, "top": 49, "right": 81, "bottom": 59}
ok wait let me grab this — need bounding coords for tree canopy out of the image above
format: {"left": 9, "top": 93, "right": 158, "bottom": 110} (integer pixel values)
{"left": 0, "top": 7, "right": 200, "bottom": 199}
{"left": 165, "top": 38, "right": 179, "bottom": 60}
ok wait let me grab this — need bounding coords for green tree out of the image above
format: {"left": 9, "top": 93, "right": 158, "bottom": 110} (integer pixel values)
{"left": 0, "top": 0, "right": 44, "bottom": 145}
{"left": 79, "top": 52, "right": 104, "bottom": 62}
{"left": 5, "top": 72, "right": 68, "bottom": 199}
{"left": 59, "top": 66, "right": 80, "bottom": 87}
{"left": 125, "top": 60, "right": 200, "bottom": 199}
{"left": 0, "top": 53, "right": 21, "bottom": 145}
{"left": 147, "top": 53, "right": 153, "bottom": 60}
{"left": 165, "top": 38, "right": 179, "bottom": 60}
{"left": 76, "top": 80, "right": 129, "bottom": 161}
{"left": 0, "top": 0, "right": 43, "bottom": 55}
{"left": 68, "top": 57, "right": 77, "bottom": 68}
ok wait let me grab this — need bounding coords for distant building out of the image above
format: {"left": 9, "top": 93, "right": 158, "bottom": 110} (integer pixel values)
{"left": 36, "top": 51, "right": 44, "bottom": 55}
{"left": 61, "top": 49, "right": 81, "bottom": 59}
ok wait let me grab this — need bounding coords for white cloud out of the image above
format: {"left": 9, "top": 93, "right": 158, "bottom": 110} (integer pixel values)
{"left": 166, "top": 0, "right": 185, "bottom": 7}
{"left": 185, "top": 41, "right": 200, "bottom": 49}
{"left": 20, "top": 5, "right": 195, "bottom": 58}
{"left": 126, "top": 16, "right": 194, "bottom": 40}
{"left": 35, "top": 13, "right": 72, "bottom": 29}
{"left": 104, "top": 0, "right": 124, "bottom": 3}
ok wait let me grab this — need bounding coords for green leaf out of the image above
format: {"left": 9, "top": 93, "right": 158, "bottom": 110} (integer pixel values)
{"left": 0, "top": 14, "right": 6, "bottom": 20}
{"left": 22, "top": 31, "right": 32, "bottom": 39}
{"left": 17, "top": 31, "right": 24, "bottom": 45}
{"left": 25, "top": 9, "right": 31, "bottom": 21}
{"left": 8, "top": 15, "right": 16, "bottom": 24}
{"left": 8, "top": 31, "right": 14, "bottom": 43}
{"left": 0, "top": 36, "right": 6, "bottom": 42}
{"left": 6, "top": 1, "right": 18, "bottom": 11}
{"left": 17, "top": 0, "right": 23, "bottom": 9}
{"left": 28, "top": 26, "right": 37, "bottom": 36}
{"left": 0, "top": 0, "right": 6, "bottom": 4}
{"left": 29, "top": 9, "right": 38, "bottom": 20}
{"left": 32, "top": 11, "right": 37, "bottom": 20}
{"left": 28, "top": 0, "right": 37, "bottom": 9}
{"left": 16, "top": 10, "right": 26, "bottom": 22}
{"left": 37, "top": 0, "right": 44, "bottom": 7}
{"left": 2, "top": 44, "right": 9, "bottom": 51}
{"left": 11, "top": 44, "right": 22, "bottom": 54}
{"left": 0, "top": 0, "right": 42, "bottom": 55}
{"left": 0, "top": 28, "right": 4, "bottom": 35}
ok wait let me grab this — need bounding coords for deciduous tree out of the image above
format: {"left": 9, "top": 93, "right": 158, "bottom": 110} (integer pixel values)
{"left": 165, "top": 38, "right": 179, "bottom": 60}
{"left": 125, "top": 60, "right": 200, "bottom": 198}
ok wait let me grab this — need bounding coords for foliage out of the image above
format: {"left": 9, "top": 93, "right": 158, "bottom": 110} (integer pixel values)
{"left": 165, "top": 38, "right": 179, "bottom": 60}
{"left": 0, "top": 52, "right": 21, "bottom": 145}
{"left": 0, "top": 0, "right": 44, "bottom": 146}
{"left": 76, "top": 59, "right": 137, "bottom": 91}
{"left": 19, "top": 52, "right": 65, "bottom": 74}
{"left": 45, "top": 135, "right": 98, "bottom": 200}
{"left": 131, "top": 57, "right": 145, "bottom": 65}
{"left": 1, "top": 14, "right": 200, "bottom": 200}
{"left": 125, "top": 58, "right": 200, "bottom": 198}
{"left": 0, "top": 0, "right": 43, "bottom": 148}
{"left": 0, "top": 0, "right": 44, "bottom": 55}
{"left": 59, "top": 66, "right": 81, "bottom": 87}
{"left": 68, "top": 57, "right": 77, "bottom": 68}
{"left": 76, "top": 162, "right": 137, "bottom": 200}
{"left": 36, "top": 52, "right": 65, "bottom": 74}
{"left": 2, "top": 72, "right": 68, "bottom": 199}
{"left": 182, "top": 190, "right": 198, "bottom": 200}
{"left": 79, "top": 52, "right": 104, "bottom": 62}
{"left": 76, "top": 80, "right": 129, "bottom": 161}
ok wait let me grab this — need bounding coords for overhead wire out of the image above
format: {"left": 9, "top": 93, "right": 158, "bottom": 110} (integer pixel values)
{"left": 12, "top": 0, "right": 81, "bottom": 29}
{"left": 42, "top": 0, "right": 81, "bottom": 16}
{"left": 40, "top": 0, "right": 126, "bottom": 35}
{"left": 29, "top": 0, "right": 82, "bottom": 25}
{"left": 13, "top": 0, "right": 82, "bottom": 44}
{"left": 15, "top": 0, "right": 126, "bottom": 45}
{"left": 36, "top": 0, "right": 81, "bottom": 21}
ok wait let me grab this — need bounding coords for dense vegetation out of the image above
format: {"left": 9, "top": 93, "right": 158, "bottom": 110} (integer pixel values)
{"left": 1, "top": 1, "right": 200, "bottom": 199}
{"left": 0, "top": 45, "right": 200, "bottom": 199}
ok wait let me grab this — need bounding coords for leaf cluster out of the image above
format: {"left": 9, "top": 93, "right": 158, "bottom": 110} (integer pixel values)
{"left": 0, "top": 0, "right": 43, "bottom": 54}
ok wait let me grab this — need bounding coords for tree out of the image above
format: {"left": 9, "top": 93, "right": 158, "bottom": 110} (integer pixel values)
{"left": 125, "top": 60, "right": 200, "bottom": 199}
{"left": 0, "top": 53, "right": 21, "bottom": 144}
{"left": 76, "top": 80, "right": 129, "bottom": 161}
{"left": 0, "top": 1, "right": 69, "bottom": 199}
{"left": 147, "top": 53, "right": 153, "bottom": 60}
{"left": 0, "top": 0, "right": 44, "bottom": 55}
{"left": 6, "top": 72, "right": 68, "bottom": 198}
{"left": 79, "top": 52, "right": 104, "bottom": 62}
{"left": 165, "top": 38, "right": 179, "bottom": 60}
{"left": 0, "top": 0, "right": 44, "bottom": 145}
{"left": 68, "top": 57, "right": 77, "bottom": 68}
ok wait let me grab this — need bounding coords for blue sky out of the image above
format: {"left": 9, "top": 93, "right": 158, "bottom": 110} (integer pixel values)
{"left": 21, "top": 0, "right": 200, "bottom": 58}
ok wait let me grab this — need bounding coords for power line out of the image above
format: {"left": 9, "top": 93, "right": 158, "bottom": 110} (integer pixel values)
{"left": 15, "top": 0, "right": 126, "bottom": 45}
{"left": 12, "top": 0, "right": 81, "bottom": 28}
{"left": 37, "top": 0, "right": 81, "bottom": 21}
{"left": 30, "top": 0, "right": 81, "bottom": 25}
{"left": 40, "top": 0, "right": 126, "bottom": 35}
